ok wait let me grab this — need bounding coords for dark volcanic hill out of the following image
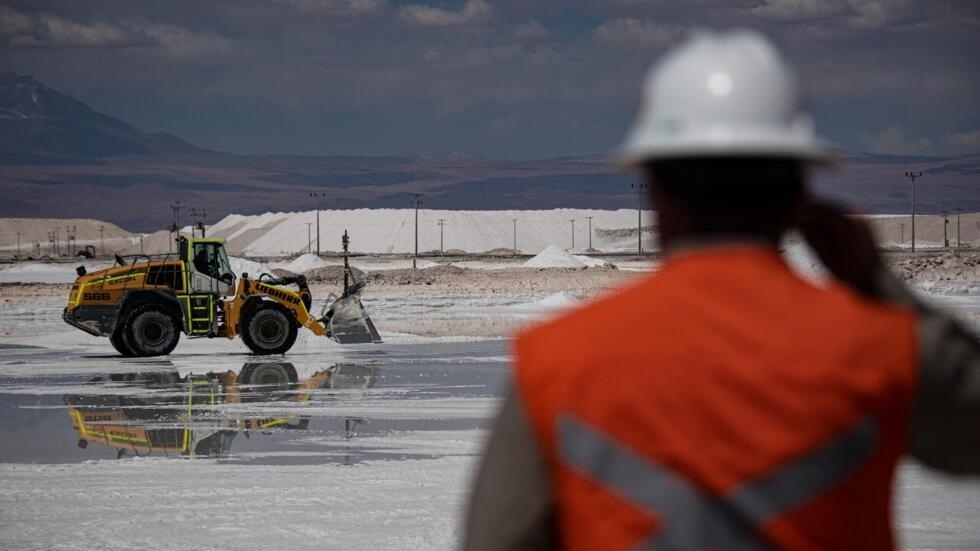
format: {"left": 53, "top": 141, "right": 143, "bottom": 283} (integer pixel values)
{"left": 0, "top": 72, "right": 977, "bottom": 232}
{"left": 0, "top": 71, "right": 207, "bottom": 160}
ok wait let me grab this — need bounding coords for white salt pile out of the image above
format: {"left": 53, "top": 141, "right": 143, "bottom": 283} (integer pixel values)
{"left": 230, "top": 257, "right": 274, "bottom": 278}
{"left": 281, "top": 253, "right": 331, "bottom": 274}
{"left": 523, "top": 246, "right": 585, "bottom": 268}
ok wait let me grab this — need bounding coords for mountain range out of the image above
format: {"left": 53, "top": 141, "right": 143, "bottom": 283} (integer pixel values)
{"left": 0, "top": 71, "right": 206, "bottom": 161}
{"left": 1, "top": 70, "right": 977, "bottom": 232}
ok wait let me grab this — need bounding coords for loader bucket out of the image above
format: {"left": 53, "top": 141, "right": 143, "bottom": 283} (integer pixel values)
{"left": 325, "top": 295, "right": 382, "bottom": 344}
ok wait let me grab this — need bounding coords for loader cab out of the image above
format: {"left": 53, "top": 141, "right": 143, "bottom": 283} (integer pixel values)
{"left": 179, "top": 238, "right": 235, "bottom": 296}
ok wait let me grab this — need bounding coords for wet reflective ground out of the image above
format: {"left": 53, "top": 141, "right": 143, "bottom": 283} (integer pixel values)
{"left": 0, "top": 340, "right": 508, "bottom": 465}
{"left": 1, "top": 336, "right": 979, "bottom": 549}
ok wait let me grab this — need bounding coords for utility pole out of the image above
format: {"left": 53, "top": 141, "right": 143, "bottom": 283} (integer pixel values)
{"left": 53, "top": 228, "right": 59, "bottom": 256}
{"left": 905, "top": 171, "right": 922, "bottom": 253}
{"left": 309, "top": 192, "right": 325, "bottom": 256}
{"left": 438, "top": 219, "right": 446, "bottom": 254}
{"left": 900, "top": 222, "right": 905, "bottom": 245}
{"left": 413, "top": 194, "right": 422, "bottom": 269}
{"left": 139, "top": 233, "right": 144, "bottom": 255}
{"left": 15, "top": 232, "right": 20, "bottom": 257}
{"left": 513, "top": 218, "right": 518, "bottom": 255}
{"left": 586, "top": 216, "right": 594, "bottom": 251}
{"left": 306, "top": 222, "right": 313, "bottom": 253}
{"left": 99, "top": 225, "right": 105, "bottom": 257}
{"left": 190, "top": 208, "right": 207, "bottom": 238}
{"left": 170, "top": 201, "right": 182, "bottom": 231}
{"left": 67, "top": 225, "right": 76, "bottom": 256}
{"left": 169, "top": 201, "right": 182, "bottom": 253}
{"left": 943, "top": 210, "right": 949, "bottom": 248}
{"left": 632, "top": 182, "right": 648, "bottom": 254}
{"left": 569, "top": 219, "right": 576, "bottom": 250}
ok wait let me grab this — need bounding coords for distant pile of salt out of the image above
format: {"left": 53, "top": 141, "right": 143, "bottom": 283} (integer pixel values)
{"left": 523, "top": 246, "right": 585, "bottom": 268}
{"left": 282, "top": 253, "right": 331, "bottom": 273}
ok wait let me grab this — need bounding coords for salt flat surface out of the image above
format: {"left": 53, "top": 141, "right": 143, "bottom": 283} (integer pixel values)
{"left": 0, "top": 337, "right": 508, "bottom": 550}
{"left": 0, "top": 251, "right": 978, "bottom": 549}
{"left": 0, "top": 454, "right": 477, "bottom": 551}
{"left": 0, "top": 261, "right": 112, "bottom": 284}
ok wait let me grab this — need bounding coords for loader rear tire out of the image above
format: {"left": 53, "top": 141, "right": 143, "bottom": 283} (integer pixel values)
{"left": 241, "top": 302, "right": 298, "bottom": 355}
{"left": 122, "top": 303, "right": 180, "bottom": 357}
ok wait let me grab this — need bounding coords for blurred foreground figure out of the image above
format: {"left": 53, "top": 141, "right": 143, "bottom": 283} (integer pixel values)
{"left": 465, "top": 30, "right": 980, "bottom": 550}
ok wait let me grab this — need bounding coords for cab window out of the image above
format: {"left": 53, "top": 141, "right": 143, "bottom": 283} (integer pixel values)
{"left": 192, "top": 243, "right": 233, "bottom": 282}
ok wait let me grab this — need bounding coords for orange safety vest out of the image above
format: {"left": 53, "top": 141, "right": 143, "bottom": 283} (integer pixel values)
{"left": 515, "top": 247, "right": 917, "bottom": 550}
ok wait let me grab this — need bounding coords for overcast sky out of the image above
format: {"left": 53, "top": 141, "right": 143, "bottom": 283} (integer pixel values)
{"left": 1, "top": 0, "right": 978, "bottom": 159}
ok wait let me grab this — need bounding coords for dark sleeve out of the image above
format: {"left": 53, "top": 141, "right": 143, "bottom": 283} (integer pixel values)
{"left": 870, "top": 267, "right": 980, "bottom": 473}
{"left": 462, "top": 385, "right": 557, "bottom": 551}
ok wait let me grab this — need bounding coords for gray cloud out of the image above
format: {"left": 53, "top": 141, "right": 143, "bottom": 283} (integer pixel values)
{"left": 749, "top": 0, "right": 964, "bottom": 27}
{"left": 750, "top": 0, "right": 850, "bottom": 21}
{"left": 277, "top": 0, "right": 389, "bottom": 15}
{"left": 3, "top": 10, "right": 144, "bottom": 48}
{"left": 0, "top": 0, "right": 976, "bottom": 158}
{"left": 0, "top": 6, "right": 236, "bottom": 56}
{"left": 0, "top": 6, "right": 35, "bottom": 36}
{"left": 592, "top": 18, "right": 689, "bottom": 48}
{"left": 400, "top": 0, "right": 492, "bottom": 26}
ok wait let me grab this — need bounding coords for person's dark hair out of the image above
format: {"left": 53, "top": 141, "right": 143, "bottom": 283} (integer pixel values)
{"left": 643, "top": 157, "right": 804, "bottom": 241}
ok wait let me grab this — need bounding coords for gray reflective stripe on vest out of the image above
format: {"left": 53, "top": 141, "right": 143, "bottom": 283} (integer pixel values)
{"left": 557, "top": 413, "right": 879, "bottom": 550}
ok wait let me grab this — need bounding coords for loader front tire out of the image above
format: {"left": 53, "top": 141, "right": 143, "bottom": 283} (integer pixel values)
{"left": 241, "top": 302, "right": 298, "bottom": 355}
{"left": 122, "top": 303, "right": 180, "bottom": 357}
{"left": 110, "top": 324, "right": 136, "bottom": 357}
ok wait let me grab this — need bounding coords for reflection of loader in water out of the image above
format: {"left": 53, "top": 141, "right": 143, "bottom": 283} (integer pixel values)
{"left": 65, "top": 361, "right": 378, "bottom": 458}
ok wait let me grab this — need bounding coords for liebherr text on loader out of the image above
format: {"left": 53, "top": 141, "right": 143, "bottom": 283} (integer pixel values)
{"left": 63, "top": 231, "right": 381, "bottom": 356}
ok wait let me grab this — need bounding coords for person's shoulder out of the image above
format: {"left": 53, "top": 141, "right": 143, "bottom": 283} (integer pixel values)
{"left": 815, "top": 280, "right": 917, "bottom": 346}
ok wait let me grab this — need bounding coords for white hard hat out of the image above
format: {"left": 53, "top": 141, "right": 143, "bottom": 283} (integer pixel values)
{"left": 619, "top": 30, "right": 833, "bottom": 165}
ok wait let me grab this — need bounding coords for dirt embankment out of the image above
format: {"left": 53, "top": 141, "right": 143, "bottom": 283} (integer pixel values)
{"left": 887, "top": 252, "right": 980, "bottom": 291}
{"left": 356, "top": 265, "right": 637, "bottom": 296}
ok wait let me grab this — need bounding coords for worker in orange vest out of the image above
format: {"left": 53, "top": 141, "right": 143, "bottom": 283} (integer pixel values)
{"left": 464, "top": 30, "right": 980, "bottom": 550}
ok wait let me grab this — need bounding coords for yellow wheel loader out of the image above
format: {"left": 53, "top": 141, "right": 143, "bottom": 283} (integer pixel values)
{"left": 63, "top": 231, "right": 381, "bottom": 357}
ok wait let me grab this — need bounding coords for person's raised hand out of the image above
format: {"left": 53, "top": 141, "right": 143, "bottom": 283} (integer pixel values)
{"left": 796, "top": 200, "right": 882, "bottom": 298}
